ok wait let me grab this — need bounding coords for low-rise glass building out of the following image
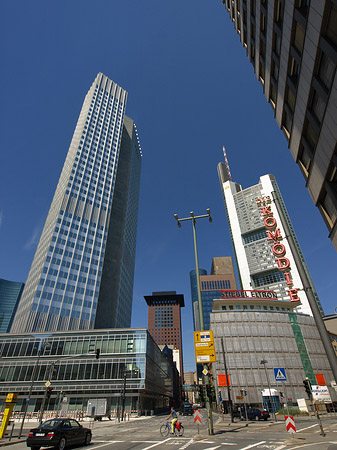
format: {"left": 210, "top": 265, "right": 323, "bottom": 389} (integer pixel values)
{"left": 0, "top": 329, "right": 174, "bottom": 414}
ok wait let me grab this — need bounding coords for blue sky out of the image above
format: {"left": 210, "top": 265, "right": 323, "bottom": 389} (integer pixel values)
{"left": 0, "top": 1, "right": 336, "bottom": 373}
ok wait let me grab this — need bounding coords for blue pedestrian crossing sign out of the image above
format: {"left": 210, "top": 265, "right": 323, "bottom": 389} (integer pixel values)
{"left": 274, "top": 367, "right": 287, "bottom": 381}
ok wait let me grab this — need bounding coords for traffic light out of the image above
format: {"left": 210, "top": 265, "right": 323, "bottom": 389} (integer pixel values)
{"left": 198, "top": 385, "right": 204, "bottom": 403}
{"left": 96, "top": 348, "right": 100, "bottom": 359}
{"left": 206, "top": 384, "right": 212, "bottom": 399}
{"left": 46, "top": 387, "right": 53, "bottom": 399}
{"left": 303, "top": 378, "right": 312, "bottom": 399}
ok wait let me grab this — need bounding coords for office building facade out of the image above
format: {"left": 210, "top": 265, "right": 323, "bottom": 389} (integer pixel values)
{"left": 0, "top": 279, "right": 24, "bottom": 333}
{"left": 218, "top": 165, "right": 324, "bottom": 317}
{"left": 211, "top": 296, "right": 336, "bottom": 408}
{"left": 0, "top": 329, "right": 174, "bottom": 414}
{"left": 144, "top": 291, "right": 184, "bottom": 376}
{"left": 190, "top": 257, "right": 237, "bottom": 331}
{"left": 220, "top": 0, "right": 337, "bottom": 249}
{"left": 11, "top": 73, "right": 142, "bottom": 333}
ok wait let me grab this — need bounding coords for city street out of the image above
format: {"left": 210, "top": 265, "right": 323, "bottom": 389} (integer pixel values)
{"left": 5, "top": 412, "right": 337, "bottom": 450}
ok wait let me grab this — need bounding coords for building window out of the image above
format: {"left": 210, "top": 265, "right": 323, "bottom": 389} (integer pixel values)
{"left": 317, "top": 52, "right": 335, "bottom": 91}
{"left": 285, "top": 86, "right": 296, "bottom": 112}
{"left": 319, "top": 191, "right": 337, "bottom": 228}
{"left": 325, "top": 2, "right": 337, "bottom": 48}
{"left": 274, "top": 0, "right": 284, "bottom": 23}
{"left": 302, "top": 118, "right": 318, "bottom": 150}
{"left": 298, "top": 143, "right": 313, "bottom": 178}
{"left": 293, "top": 21, "right": 305, "bottom": 54}
{"left": 310, "top": 90, "right": 326, "bottom": 123}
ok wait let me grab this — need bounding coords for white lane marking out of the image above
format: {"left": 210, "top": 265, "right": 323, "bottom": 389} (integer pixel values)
{"left": 273, "top": 446, "right": 286, "bottom": 450}
{"left": 203, "top": 446, "right": 221, "bottom": 450}
{"left": 143, "top": 437, "right": 172, "bottom": 449}
{"left": 286, "top": 443, "right": 329, "bottom": 450}
{"left": 88, "top": 441, "right": 123, "bottom": 450}
{"left": 238, "top": 442, "right": 266, "bottom": 450}
{"left": 296, "top": 423, "right": 318, "bottom": 432}
{"left": 178, "top": 438, "right": 194, "bottom": 449}
{"left": 131, "top": 441, "right": 161, "bottom": 443}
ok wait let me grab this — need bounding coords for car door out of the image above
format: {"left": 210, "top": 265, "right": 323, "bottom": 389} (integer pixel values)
{"left": 69, "top": 419, "right": 83, "bottom": 443}
{"left": 61, "top": 419, "right": 74, "bottom": 444}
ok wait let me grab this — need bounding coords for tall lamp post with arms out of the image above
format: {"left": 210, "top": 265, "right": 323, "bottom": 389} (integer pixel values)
{"left": 174, "top": 209, "right": 214, "bottom": 435}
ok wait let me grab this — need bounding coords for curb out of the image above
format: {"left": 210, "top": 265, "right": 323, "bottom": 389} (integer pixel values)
{"left": 0, "top": 439, "right": 26, "bottom": 447}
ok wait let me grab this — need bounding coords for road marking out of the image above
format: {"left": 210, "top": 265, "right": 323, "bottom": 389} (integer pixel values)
{"left": 237, "top": 442, "right": 266, "bottom": 450}
{"left": 131, "top": 441, "right": 161, "bottom": 444}
{"left": 143, "top": 437, "right": 172, "bottom": 449}
{"left": 202, "top": 446, "right": 221, "bottom": 450}
{"left": 272, "top": 446, "right": 286, "bottom": 450}
{"left": 88, "top": 441, "right": 124, "bottom": 450}
{"left": 296, "top": 424, "right": 318, "bottom": 432}
{"left": 178, "top": 438, "right": 194, "bottom": 449}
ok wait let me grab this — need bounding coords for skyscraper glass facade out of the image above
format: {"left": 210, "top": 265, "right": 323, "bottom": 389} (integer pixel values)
{"left": 0, "top": 279, "right": 24, "bottom": 333}
{"left": 11, "top": 73, "right": 141, "bottom": 333}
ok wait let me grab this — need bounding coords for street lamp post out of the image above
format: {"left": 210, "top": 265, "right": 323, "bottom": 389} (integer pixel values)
{"left": 260, "top": 359, "right": 276, "bottom": 421}
{"left": 18, "top": 340, "right": 50, "bottom": 439}
{"left": 174, "top": 209, "right": 214, "bottom": 435}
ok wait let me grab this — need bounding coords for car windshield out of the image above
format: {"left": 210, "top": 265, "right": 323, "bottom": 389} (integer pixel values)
{"left": 40, "top": 419, "right": 62, "bottom": 429}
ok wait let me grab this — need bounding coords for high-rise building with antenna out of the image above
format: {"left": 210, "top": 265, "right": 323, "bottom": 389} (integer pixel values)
{"left": 11, "top": 73, "right": 142, "bottom": 333}
{"left": 218, "top": 151, "right": 324, "bottom": 316}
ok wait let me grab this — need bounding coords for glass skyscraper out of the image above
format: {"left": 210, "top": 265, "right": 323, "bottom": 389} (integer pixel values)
{"left": 11, "top": 73, "right": 142, "bottom": 333}
{"left": 0, "top": 279, "right": 24, "bottom": 333}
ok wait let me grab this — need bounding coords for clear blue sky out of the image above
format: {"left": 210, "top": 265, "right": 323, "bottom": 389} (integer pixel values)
{"left": 1, "top": 1, "right": 336, "bottom": 373}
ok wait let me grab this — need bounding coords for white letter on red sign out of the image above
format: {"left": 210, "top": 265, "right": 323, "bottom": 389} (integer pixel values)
{"left": 272, "top": 243, "right": 286, "bottom": 257}
{"left": 276, "top": 257, "right": 290, "bottom": 270}
{"left": 264, "top": 216, "right": 277, "bottom": 229}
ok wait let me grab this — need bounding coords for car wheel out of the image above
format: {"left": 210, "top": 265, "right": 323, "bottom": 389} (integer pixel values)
{"left": 263, "top": 417, "right": 268, "bottom": 421}
{"left": 58, "top": 437, "right": 67, "bottom": 450}
{"left": 85, "top": 432, "right": 91, "bottom": 445}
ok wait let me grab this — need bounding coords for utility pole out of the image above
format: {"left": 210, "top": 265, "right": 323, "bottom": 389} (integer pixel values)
{"left": 221, "top": 338, "right": 234, "bottom": 422}
{"left": 174, "top": 209, "right": 214, "bottom": 435}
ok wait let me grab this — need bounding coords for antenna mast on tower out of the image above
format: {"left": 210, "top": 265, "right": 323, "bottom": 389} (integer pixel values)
{"left": 223, "top": 146, "right": 232, "bottom": 181}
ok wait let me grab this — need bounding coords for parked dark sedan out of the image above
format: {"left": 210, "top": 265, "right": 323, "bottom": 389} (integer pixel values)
{"left": 242, "top": 408, "right": 270, "bottom": 421}
{"left": 27, "top": 418, "right": 91, "bottom": 450}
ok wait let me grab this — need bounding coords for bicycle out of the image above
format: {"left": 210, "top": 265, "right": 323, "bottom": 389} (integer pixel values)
{"left": 160, "top": 420, "right": 184, "bottom": 437}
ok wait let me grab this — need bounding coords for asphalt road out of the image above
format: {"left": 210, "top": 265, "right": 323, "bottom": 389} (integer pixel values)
{"left": 8, "top": 412, "right": 337, "bottom": 450}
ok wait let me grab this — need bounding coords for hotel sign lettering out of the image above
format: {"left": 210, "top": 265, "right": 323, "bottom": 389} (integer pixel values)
{"left": 256, "top": 196, "right": 300, "bottom": 303}
{"left": 220, "top": 289, "right": 277, "bottom": 299}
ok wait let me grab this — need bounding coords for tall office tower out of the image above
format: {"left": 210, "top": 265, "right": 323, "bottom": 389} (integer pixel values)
{"left": 218, "top": 162, "right": 324, "bottom": 317}
{"left": 0, "top": 279, "right": 24, "bottom": 333}
{"left": 11, "top": 73, "right": 142, "bottom": 333}
{"left": 190, "top": 257, "right": 237, "bottom": 330}
{"left": 220, "top": 0, "right": 337, "bottom": 250}
{"left": 144, "top": 291, "right": 184, "bottom": 376}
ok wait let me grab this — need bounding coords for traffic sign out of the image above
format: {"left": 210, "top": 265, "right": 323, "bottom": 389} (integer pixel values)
{"left": 193, "top": 409, "right": 202, "bottom": 423}
{"left": 202, "top": 368, "right": 208, "bottom": 376}
{"left": 194, "top": 330, "right": 214, "bottom": 343}
{"left": 45, "top": 381, "right": 51, "bottom": 387}
{"left": 194, "top": 330, "right": 216, "bottom": 363}
{"left": 274, "top": 367, "right": 287, "bottom": 381}
{"left": 285, "top": 416, "right": 296, "bottom": 433}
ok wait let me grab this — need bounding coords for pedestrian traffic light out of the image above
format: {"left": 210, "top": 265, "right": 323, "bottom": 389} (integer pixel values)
{"left": 46, "top": 387, "right": 53, "bottom": 399}
{"left": 96, "top": 348, "right": 100, "bottom": 359}
{"left": 303, "top": 378, "right": 312, "bottom": 399}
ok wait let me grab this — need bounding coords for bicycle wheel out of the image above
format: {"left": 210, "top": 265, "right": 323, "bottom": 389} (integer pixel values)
{"left": 175, "top": 425, "right": 184, "bottom": 437}
{"left": 160, "top": 424, "right": 169, "bottom": 437}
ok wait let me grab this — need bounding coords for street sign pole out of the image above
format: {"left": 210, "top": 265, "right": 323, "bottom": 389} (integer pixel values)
{"left": 221, "top": 338, "right": 233, "bottom": 422}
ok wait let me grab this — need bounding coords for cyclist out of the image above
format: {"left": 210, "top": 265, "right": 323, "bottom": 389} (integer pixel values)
{"left": 167, "top": 406, "right": 178, "bottom": 434}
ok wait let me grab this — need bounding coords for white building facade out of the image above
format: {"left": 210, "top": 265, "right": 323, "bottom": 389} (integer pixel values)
{"left": 217, "top": 164, "right": 324, "bottom": 317}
